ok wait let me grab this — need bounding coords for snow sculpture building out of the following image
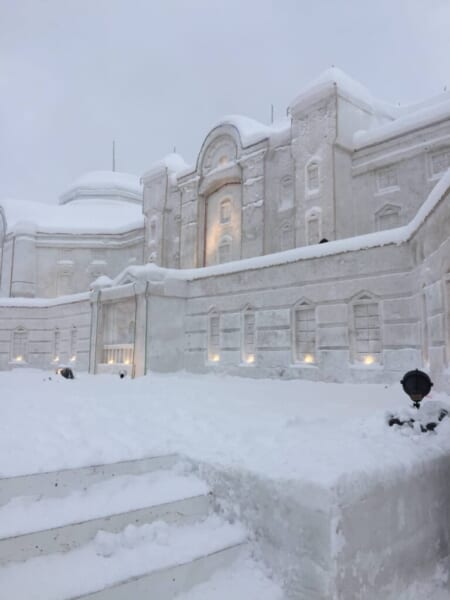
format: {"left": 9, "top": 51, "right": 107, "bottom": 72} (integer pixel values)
{"left": 0, "top": 68, "right": 449, "bottom": 389}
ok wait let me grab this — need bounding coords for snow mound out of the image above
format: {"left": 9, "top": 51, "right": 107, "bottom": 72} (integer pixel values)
{"left": 59, "top": 170, "right": 142, "bottom": 205}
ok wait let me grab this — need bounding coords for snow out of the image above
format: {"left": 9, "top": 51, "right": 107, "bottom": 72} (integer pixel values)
{"left": 1, "top": 370, "right": 449, "bottom": 487}
{"left": 0, "top": 515, "right": 246, "bottom": 600}
{"left": 209, "top": 115, "right": 291, "bottom": 147}
{"left": 289, "top": 67, "right": 398, "bottom": 118}
{"left": 355, "top": 98, "right": 450, "bottom": 148}
{"left": 59, "top": 170, "right": 142, "bottom": 203}
{"left": 175, "top": 552, "right": 284, "bottom": 600}
{"left": 0, "top": 467, "right": 208, "bottom": 538}
{"left": 0, "top": 291, "right": 89, "bottom": 308}
{"left": 112, "top": 168, "right": 449, "bottom": 287}
{"left": 0, "top": 197, "right": 143, "bottom": 235}
{"left": 141, "top": 152, "right": 191, "bottom": 180}
{"left": 1, "top": 370, "right": 450, "bottom": 599}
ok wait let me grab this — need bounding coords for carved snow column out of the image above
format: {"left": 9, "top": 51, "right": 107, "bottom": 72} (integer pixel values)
{"left": 179, "top": 178, "right": 199, "bottom": 268}
{"left": 289, "top": 86, "right": 338, "bottom": 247}
{"left": 10, "top": 222, "right": 37, "bottom": 297}
{"left": 240, "top": 148, "right": 266, "bottom": 259}
{"left": 133, "top": 281, "right": 148, "bottom": 377}
{"left": 142, "top": 169, "right": 168, "bottom": 266}
{"left": 89, "top": 288, "right": 106, "bottom": 374}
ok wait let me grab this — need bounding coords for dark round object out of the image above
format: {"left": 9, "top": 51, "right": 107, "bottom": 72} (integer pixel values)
{"left": 319, "top": 238, "right": 329, "bottom": 244}
{"left": 59, "top": 367, "right": 74, "bottom": 380}
{"left": 400, "top": 369, "right": 433, "bottom": 407}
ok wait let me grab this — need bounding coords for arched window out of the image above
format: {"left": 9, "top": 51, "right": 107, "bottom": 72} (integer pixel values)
{"left": 351, "top": 293, "right": 382, "bottom": 365}
{"left": 305, "top": 207, "right": 322, "bottom": 245}
{"left": 70, "top": 326, "right": 77, "bottom": 362}
{"left": 292, "top": 300, "right": 316, "bottom": 364}
{"left": 149, "top": 217, "right": 158, "bottom": 241}
{"left": 53, "top": 328, "right": 60, "bottom": 362}
{"left": 278, "top": 176, "right": 294, "bottom": 211}
{"left": 242, "top": 306, "right": 256, "bottom": 364}
{"left": 218, "top": 236, "right": 232, "bottom": 264}
{"left": 208, "top": 309, "right": 220, "bottom": 362}
{"left": 12, "top": 327, "right": 28, "bottom": 363}
{"left": 280, "top": 221, "right": 292, "bottom": 251}
{"left": 306, "top": 160, "right": 320, "bottom": 193}
{"left": 375, "top": 204, "right": 401, "bottom": 231}
{"left": 220, "top": 199, "right": 232, "bottom": 224}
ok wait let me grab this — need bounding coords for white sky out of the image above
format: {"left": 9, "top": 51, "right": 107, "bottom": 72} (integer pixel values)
{"left": 1, "top": 0, "right": 450, "bottom": 204}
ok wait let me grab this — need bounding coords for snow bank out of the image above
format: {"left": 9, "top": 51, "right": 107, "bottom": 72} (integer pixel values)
{"left": 59, "top": 170, "right": 142, "bottom": 203}
{"left": 141, "top": 153, "right": 191, "bottom": 181}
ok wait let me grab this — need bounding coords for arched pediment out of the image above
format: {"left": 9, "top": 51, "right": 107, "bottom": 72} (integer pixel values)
{"left": 350, "top": 290, "right": 379, "bottom": 303}
{"left": 197, "top": 127, "right": 240, "bottom": 176}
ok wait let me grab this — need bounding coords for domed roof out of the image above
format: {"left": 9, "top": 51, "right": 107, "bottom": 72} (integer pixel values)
{"left": 59, "top": 170, "right": 143, "bottom": 205}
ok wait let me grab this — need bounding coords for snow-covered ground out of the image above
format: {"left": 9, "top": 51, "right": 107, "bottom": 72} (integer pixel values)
{"left": 1, "top": 369, "right": 450, "bottom": 599}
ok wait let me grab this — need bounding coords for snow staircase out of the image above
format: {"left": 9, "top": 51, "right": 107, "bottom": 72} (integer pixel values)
{"left": 0, "top": 454, "right": 247, "bottom": 599}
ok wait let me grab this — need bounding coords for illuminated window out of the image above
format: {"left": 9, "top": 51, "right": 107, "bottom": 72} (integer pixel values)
{"left": 219, "top": 155, "right": 229, "bottom": 167}
{"left": 220, "top": 199, "right": 232, "bottom": 224}
{"left": 12, "top": 327, "right": 28, "bottom": 362}
{"left": 242, "top": 307, "right": 256, "bottom": 364}
{"left": 306, "top": 161, "right": 320, "bottom": 192}
{"left": 293, "top": 303, "right": 316, "bottom": 364}
{"left": 218, "top": 236, "right": 232, "bottom": 264}
{"left": 208, "top": 310, "right": 220, "bottom": 362}
{"left": 352, "top": 295, "right": 382, "bottom": 364}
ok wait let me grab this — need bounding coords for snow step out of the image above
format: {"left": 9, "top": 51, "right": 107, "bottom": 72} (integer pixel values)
{"left": 0, "top": 467, "right": 211, "bottom": 564}
{"left": 0, "top": 453, "right": 178, "bottom": 506}
{"left": 0, "top": 516, "right": 247, "bottom": 600}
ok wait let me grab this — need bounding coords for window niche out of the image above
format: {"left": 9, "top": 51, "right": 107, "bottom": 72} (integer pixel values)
{"left": 305, "top": 207, "right": 322, "bottom": 245}
{"left": 351, "top": 293, "right": 382, "bottom": 365}
{"left": 430, "top": 148, "right": 450, "bottom": 178}
{"left": 217, "top": 236, "right": 232, "bottom": 264}
{"left": 278, "top": 175, "right": 294, "bottom": 211}
{"left": 241, "top": 306, "right": 256, "bottom": 365}
{"left": 306, "top": 160, "right": 320, "bottom": 194}
{"left": 292, "top": 300, "right": 316, "bottom": 364}
{"left": 376, "top": 166, "right": 399, "bottom": 193}
{"left": 375, "top": 204, "right": 401, "bottom": 231}
{"left": 207, "top": 309, "right": 221, "bottom": 363}
{"left": 11, "top": 327, "right": 28, "bottom": 363}
{"left": 220, "top": 199, "right": 232, "bottom": 224}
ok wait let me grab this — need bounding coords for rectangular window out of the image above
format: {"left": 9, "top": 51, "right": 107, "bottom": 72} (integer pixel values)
{"left": 208, "top": 314, "right": 220, "bottom": 362}
{"left": 53, "top": 329, "right": 60, "bottom": 360}
{"left": 307, "top": 163, "right": 320, "bottom": 191}
{"left": 431, "top": 149, "right": 450, "bottom": 177}
{"left": 220, "top": 200, "right": 231, "bottom": 224}
{"left": 294, "top": 307, "right": 316, "bottom": 363}
{"left": 70, "top": 327, "right": 77, "bottom": 360}
{"left": 377, "top": 167, "right": 398, "bottom": 191}
{"left": 218, "top": 240, "right": 231, "bottom": 264}
{"left": 354, "top": 302, "right": 382, "bottom": 364}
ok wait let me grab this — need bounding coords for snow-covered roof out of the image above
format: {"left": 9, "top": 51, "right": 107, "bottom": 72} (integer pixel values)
{"left": 141, "top": 153, "right": 191, "bottom": 181}
{"left": 59, "top": 171, "right": 142, "bottom": 205}
{"left": 210, "top": 114, "right": 291, "bottom": 147}
{"left": 0, "top": 197, "right": 144, "bottom": 235}
{"left": 354, "top": 98, "right": 450, "bottom": 148}
{"left": 289, "top": 67, "right": 398, "bottom": 118}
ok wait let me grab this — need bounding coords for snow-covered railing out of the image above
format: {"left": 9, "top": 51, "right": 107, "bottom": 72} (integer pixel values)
{"left": 102, "top": 344, "right": 133, "bottom": 366}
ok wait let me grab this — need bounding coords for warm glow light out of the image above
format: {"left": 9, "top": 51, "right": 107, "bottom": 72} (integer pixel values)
{"left": 210, "top": 354, "right": 220, "bottom": 363}
{"left": 303, "top": 354, "right": 315, "bottom": 364}
{"left": 70, "top": 356, "right": 76, "bottom": 362}
{"left": 108, "top": 359, "right": 115, "bottom": 365}
{"left": 246, "top": 354, "right": 255, "bottom": 364}
{"left": 363, "top": 355, "right": 375, "bottom": 365}
{"left": 53, "top": 356, "right": 59, "bottom": 363}
{"left": 15, "top": 355, "right": 23, "bottom": 362}
{"left": 124, "top": 359, "right": 130, "bottom": 365}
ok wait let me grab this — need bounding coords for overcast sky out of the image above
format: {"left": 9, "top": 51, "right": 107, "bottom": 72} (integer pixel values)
{"left": 1, "top": 0, "right": 450, "bottom": 204}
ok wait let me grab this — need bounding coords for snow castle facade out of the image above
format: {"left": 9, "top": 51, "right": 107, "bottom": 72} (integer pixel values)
{"left": 0, "top": 69, "right": 449, "bottom": 389}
